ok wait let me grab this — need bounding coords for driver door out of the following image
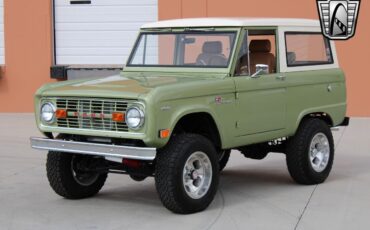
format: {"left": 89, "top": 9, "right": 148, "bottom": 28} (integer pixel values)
{"left": 233, "top": 29, "right": 287, "bottom": 137}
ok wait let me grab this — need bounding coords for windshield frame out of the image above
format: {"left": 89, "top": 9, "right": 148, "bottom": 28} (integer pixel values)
{"left": 125, "top": 28, "right": 240, "bottom": 71}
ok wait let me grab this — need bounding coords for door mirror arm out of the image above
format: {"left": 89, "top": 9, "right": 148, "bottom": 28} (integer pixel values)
{"left": 251, "top": 69, "right": 263, "bottom": 78}
{"left": 251, "top": 64, "right": 269, "bottom": 78}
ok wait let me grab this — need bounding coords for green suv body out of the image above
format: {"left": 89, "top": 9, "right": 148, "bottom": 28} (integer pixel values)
{"left": 31, "top": 18, "right": 348, "bottom": 214}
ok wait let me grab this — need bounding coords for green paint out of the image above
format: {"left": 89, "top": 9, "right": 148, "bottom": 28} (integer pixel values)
{"left": 34, "top": 26, "right": 346, "bottom": 149}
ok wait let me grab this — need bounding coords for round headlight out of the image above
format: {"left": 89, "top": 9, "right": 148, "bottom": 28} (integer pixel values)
{"left": 40, "top": 102, "right": 56, "bottom": 123}
{"left": 126, "top": 107, "right": 144, "bottom": 129}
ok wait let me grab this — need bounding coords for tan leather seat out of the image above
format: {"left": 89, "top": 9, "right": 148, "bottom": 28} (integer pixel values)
{"left": 249, "top": 40, "right": 276, "bottom": 74}
{"left": 196, "top": 41, "right": 227, "bottom": 66}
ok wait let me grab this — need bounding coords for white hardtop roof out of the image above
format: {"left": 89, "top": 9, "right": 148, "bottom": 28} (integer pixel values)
{"left": 141, "top": 17, "right": 320, "bottom": 29}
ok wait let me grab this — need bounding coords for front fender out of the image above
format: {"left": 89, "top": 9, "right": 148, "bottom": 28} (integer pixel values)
{"left": 145, "top": 96, "right": 235, "bottom": 149}
{"left": 140, "top": 77, "right": 236, "bottom": 148}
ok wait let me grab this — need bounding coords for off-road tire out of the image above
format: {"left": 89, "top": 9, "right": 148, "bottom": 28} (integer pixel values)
{"left": 219, "top": 150, "right": 231, "bottom": 171}
{"left": 46, "top": 152, "right": 108, "bottom": 199}
{"left": 286, "top": 118, "right": 334, "bottom": 185}
{"left": 155, "top": 133, "right": 219, "bottom": 214}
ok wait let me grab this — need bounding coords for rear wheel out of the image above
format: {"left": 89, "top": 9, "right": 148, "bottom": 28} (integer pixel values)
{"left": 46, "top": 152, "right": 108, "bottom": 199}
{"left": 286, "top": 119, "right": 334, "bottom": 185}
{"left": 155, "top": 133, "right": 219, "bottom": 214}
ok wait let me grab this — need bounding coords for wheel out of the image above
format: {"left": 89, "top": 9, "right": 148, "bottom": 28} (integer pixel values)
{"left": 286, "top": 118, "right": 334, "bottom": 185}
{"left": 155, "top": 133, "right": 219, "bottom": 214}
{"left": 46, "top": 152, "right": 108, "bottom": 199}
{"left": 219, "top": 149, "right": 231, "bottom": 171}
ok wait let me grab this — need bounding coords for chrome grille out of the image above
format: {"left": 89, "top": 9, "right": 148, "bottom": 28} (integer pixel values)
{"left": 55, "top": 98, "right": 132, "bottom": 132}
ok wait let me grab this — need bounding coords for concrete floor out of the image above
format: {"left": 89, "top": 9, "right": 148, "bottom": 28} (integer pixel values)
{"left": 0, "top": 114, "right": 369, "bottom": 230}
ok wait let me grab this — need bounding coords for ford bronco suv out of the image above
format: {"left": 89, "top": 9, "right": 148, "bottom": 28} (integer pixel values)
{"left": 31, "top": 18, "right": 349, "bottom": 214}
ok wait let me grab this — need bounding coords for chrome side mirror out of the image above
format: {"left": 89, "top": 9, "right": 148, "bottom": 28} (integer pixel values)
{"left": 251, "top": 64, "right": 269, "bottom": 78}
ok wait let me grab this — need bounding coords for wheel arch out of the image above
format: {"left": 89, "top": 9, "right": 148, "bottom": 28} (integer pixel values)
{"left": 171, "top": 111, "right": 223, "bottom": 150}
{"left": 295, "top": 111, "right": 334, "bottom": 133}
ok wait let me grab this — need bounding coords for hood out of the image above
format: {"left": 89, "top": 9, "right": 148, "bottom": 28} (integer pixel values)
{"left": 38, "top": 72, "right": 214, "bottom": 99}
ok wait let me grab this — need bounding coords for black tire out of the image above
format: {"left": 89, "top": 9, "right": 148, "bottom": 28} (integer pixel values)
{"left": 155, "top": 133, "right": 219, "bottom": 214}
{"left": 286, "top": 118, "right": 334, "bottom": 185}
{"left": 46, "top": 152, "right": 108, "bottom": 199}
{"left": 219, "top": 150, "right": 231, "bottom": 171}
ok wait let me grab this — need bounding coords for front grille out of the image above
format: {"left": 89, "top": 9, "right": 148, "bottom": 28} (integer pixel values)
{"left": 55, "top": 98, "right": 133, "bottom": 132}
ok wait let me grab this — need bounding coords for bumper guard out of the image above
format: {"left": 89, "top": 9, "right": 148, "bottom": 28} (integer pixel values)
{"left": 30, "top": 137, "right": 156, "bottom": 161}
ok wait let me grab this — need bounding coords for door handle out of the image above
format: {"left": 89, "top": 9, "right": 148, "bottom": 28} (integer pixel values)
{"left": 276, "top": 75, "right": 286, "bottom": 80}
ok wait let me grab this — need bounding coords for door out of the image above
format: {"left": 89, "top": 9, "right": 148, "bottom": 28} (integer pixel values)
{"left": 54, "top": 0, "right": 158, "bottom": 65}
{"left": 234, "top": 29, "right": 287, "bottom": 136}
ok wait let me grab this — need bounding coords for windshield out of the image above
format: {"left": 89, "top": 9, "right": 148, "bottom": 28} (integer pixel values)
{"left": 127, "top": 31, "right": 237, "bottom": 68}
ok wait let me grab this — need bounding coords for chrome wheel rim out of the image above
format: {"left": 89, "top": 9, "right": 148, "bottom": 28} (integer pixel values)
{"left": 71, "top": 156, "right": 99, "bottom": 186}
{"left": 183, "top": 151, "right": 213, "bottom": 199}
{"left": 309, "top": 133, "right": 330, "bottom": 173}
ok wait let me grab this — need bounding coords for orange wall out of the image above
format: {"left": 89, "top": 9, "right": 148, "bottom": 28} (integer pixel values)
{"left": 0, "top": 0, "right": 368, "bottom": 116}
{"left": 159, "top": 0, "right": 370, "bottom": 117}
{"left": 0, "top": 0, "right": 54, "bottom": 112}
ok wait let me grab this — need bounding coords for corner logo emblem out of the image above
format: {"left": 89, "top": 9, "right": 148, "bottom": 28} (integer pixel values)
{"left": 317, "top": 0, "right": 360, "bottom": 40}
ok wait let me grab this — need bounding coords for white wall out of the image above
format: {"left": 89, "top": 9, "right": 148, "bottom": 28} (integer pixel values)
{"left": 54, "top": 0, "right": 158, "bottom": 65}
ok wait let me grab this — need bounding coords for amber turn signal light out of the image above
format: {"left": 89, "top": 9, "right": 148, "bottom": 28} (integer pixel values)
{"left": 55, "top": 109, "right": 67, "bottom": 119}
{"left": 159, "top": 129, "right": 170, "bottom": 139}
{"left": 112, "top": 112, "right": 125, "bottom": 122}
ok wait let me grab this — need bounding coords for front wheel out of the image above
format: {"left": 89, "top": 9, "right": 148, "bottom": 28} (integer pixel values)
{"left": 219, "top": 149, "right": 231, "bottom": 171}
{"left": 155, "top": 134, "right": 219, "bottom": 214}
{"left": 46, "top": 152, "right": 108, "bottom": 199}
{"left": 286, "top": 119, "right": 334, "bottom": 185}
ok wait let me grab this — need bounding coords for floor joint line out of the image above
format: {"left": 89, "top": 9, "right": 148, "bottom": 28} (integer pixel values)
{"left": 294, "top": 185, "right": 318, "bottom": 230}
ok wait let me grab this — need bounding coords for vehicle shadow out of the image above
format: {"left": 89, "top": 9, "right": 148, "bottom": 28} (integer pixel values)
{"left": 94, "top": 158, "right": 296, "bottom": 211}
{"left": 95, "top": 179, "right": 161, "bottom": 207}
{"left": 92, "top": 152, "right": 370, "bottom": 212}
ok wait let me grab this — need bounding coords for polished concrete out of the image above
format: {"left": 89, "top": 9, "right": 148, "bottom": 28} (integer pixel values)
{"left": 0, "top": 114, "right": 369, "bottom": 230}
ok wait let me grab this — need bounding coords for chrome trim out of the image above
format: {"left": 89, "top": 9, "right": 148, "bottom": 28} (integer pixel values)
{"left": 309, "top": 133, "right": 330, "bottom": 173}
{"left": 126, "top": 106, "right": 145, "bottom": 130}
{"left": 40, "top": 102, "right": 56, "bottom": 124}
{"left": 55, "top": 97, "right": 130, "bottom": 132}
{"left": 39, "top": 125, "right": 145, "bottom": 136}
{"left": 30, "top": 137, "right": 156, "bottom": 161}
{"left": 39, "top": 97, "right": 146, "bottom": 135}
{"left": 47, "top": 97, "right": 137, "bottom": 103}
{"left": 183, "top": 151, "right": 213, "bottom": 199}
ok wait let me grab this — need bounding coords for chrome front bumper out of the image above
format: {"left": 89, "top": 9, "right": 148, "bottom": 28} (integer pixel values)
{"left": 30, "top": 137, "right": 156, "bottom": 161}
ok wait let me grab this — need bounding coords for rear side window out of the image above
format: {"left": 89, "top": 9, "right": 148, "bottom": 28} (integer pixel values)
{"left": 285, "top": 32, "right": 333, "bottom": 67}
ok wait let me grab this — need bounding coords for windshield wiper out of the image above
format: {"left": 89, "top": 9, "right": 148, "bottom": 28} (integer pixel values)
{"left": 143, "top": 28, "right": 172, "bottom": 32}
{"left": 184, "top": 27, "right": 215, "bottom": 32}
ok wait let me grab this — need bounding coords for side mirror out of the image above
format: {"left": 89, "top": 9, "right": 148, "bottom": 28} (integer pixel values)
{"left": 251, "top": 64, "right": 269, "bottom": 78}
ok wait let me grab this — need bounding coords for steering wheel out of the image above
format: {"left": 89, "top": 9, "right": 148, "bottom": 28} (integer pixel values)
{"left": 198, "top": 59, "right": 207, "bottom": 66}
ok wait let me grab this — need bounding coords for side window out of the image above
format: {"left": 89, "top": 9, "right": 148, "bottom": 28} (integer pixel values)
{"left": 235, "top": 30, "right": 277, "bottom": 76}
{"left": 285, "top": 33, "right": 333, "bottom": 67}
